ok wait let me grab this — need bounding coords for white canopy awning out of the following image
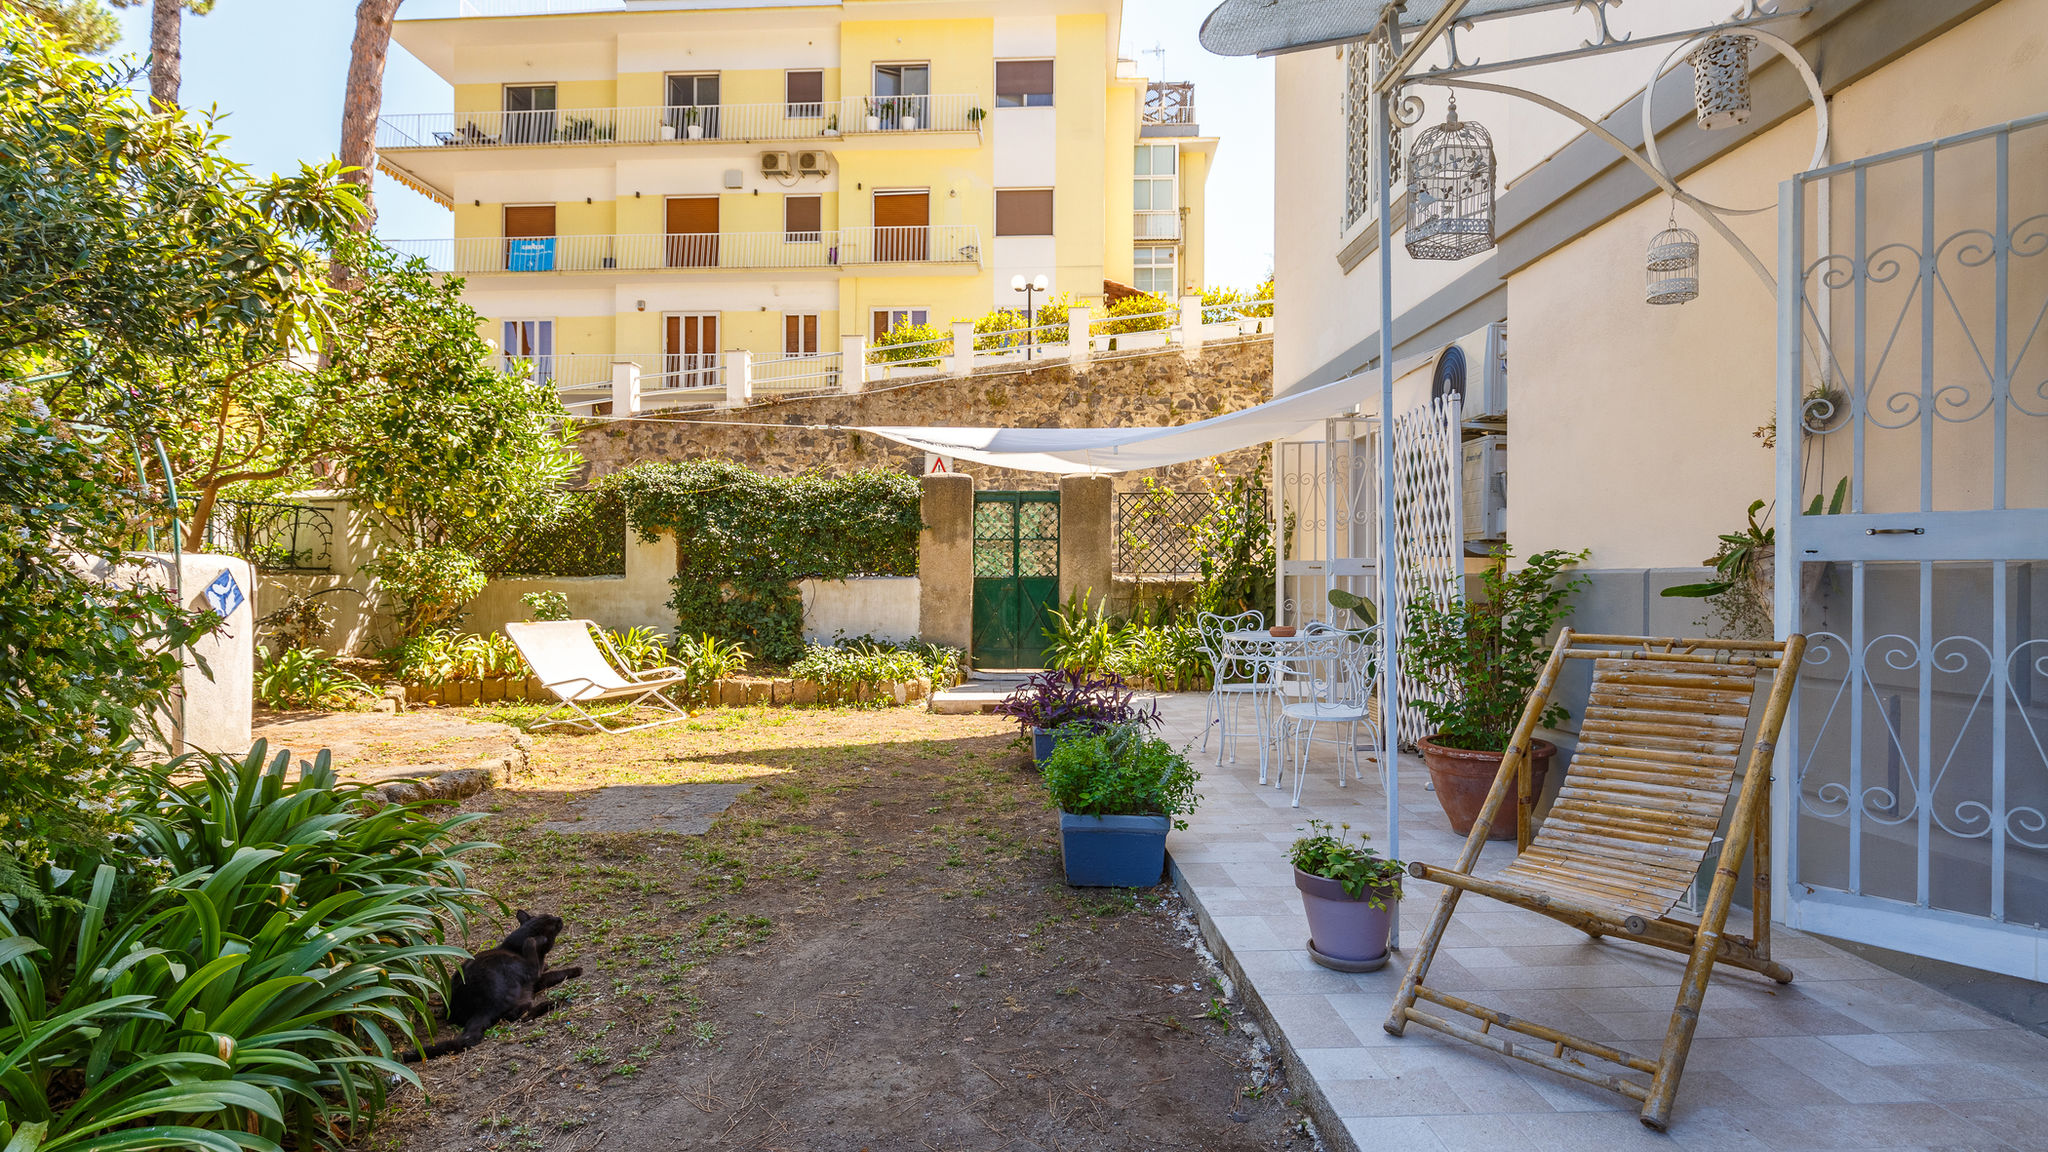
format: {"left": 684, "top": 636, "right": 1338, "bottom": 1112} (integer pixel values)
{"left": 856, "top": 371, "right": 1371, "bottom": 475}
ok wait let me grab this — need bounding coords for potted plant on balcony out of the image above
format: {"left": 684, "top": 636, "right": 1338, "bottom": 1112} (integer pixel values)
{"left": 822, "top": 112, "right": 840, "bottom": 137}
{"left": 1042, "top": 724, "right": 1199, "bottom": 887}
{"left": 966, "top": 105, "right": 987, "bottom": 130}
{"left": 682, "top": 106, "right": 704, "bottom": 139}
{"left": 1404, "top": 545, "right": 1589, "bottom": 840}
{"left": 993, "top": 668, "right": 1160, "bottom": 767}
{"left": 1288, "top": 820, "right": 1403, "bottom": 972}
{"left": 899, "top": 100, "right": 918, "bottom": 132}
{"left": 864, "top": 98, "right": 882, "bottom": 132}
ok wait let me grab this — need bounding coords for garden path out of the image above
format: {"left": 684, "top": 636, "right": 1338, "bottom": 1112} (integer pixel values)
{"left": 1155, "top": 692, "right": 2048, "bottom": 1152}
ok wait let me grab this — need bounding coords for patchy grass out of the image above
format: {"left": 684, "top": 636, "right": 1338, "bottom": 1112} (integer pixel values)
{"left": 367, "top": 706, "right": 1305, "bottom": 1151}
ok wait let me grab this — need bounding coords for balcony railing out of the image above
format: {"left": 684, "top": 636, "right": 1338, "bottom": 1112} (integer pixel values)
{"left": 1134, "top": 211, "right": 1181, "bottom": 241}
{"left": 378, "top": 95, "right": 985, "bottom": 151}
{"left": 391, "top": 227, "right": 981, "bottom": 274}
{"left": 510, "top": 352, "right": 845, "bottom": 414}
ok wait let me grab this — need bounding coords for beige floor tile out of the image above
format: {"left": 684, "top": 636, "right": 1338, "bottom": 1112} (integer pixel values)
{"left": 1939, "top": 1098, "right": 2048, "bottom": 1151}
{"left": 1321, "top": 1065, "right": 1474, "bottom": 1117}
{"left": 1263, "top": 997, "right": 1370, "bottom": 1051}
{"left": 1341, "top": 1115, "right": 1451, "bottom": 1151}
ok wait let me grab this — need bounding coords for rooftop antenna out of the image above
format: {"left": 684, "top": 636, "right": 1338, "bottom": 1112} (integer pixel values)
{"left": 1143, "top": 42, "right": 1166, "bottom": 80}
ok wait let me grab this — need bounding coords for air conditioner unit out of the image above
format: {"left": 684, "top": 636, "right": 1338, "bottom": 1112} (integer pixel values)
{"left": 1462, "top": 433, "right": 1506, "bottom": 542}
{"left": 759, "top": 150, "right": 793, "bottom": 177}
{"left": 1451, "top": 320, "right": 1507, "bottom": 422}
{"left": 795, "top": 150, "right": 828, "bottom": 175}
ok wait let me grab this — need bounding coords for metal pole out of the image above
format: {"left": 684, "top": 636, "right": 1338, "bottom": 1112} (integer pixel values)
{"left": 1372, "top": 24, "right": 1404, "bottom": 950}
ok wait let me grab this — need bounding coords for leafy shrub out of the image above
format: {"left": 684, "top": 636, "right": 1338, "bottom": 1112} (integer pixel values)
{"left": 0, "top": 742, "right": 486, "bottom": 1152}
{"left": 606, "top": 461, "right": 921, "bottom": 663}
{"left": 993, "top": 669, "right": 1159, "bottom": 733}
{"left": 1404, "top": 545, "right": 1590, "bottom": 752}
{"left": 1040, "top": 725, "right": 1200, "bottom": 826}
{"left": 1100, "top": 293, "right": 1174, "bottom": 335}
{"left": 1193, "top": 464, "right": 1276, "bottom": 616}
{"left": 521, "top": 589, "right": 571, "bottom": 620}
{"left": 385, "top": 629, "right": 525, "bottom": 685}
{"left": 1043, "top": 590, "right": 1122, "bottom": 674}
{"left": 867, "top": 322, "right": 950, "bottom": 365}
{"left": 364, "top": 544, "right": 486, "bottom": 640}
{"left": 604, "top": 625, "right": 671, "bottom": 673}
{"left": 972, "top": 307, "right": 1031, "bottom": 351}
{"left": 671, "top": 633, "right": 751, "bottom": 702}
{"left": 789, "top": 638, "right": 958, "bottom": 705}
{"left": 256, "top": 647, "right": 373, "bottom": 710}
{"left": 1108, "top": 620, "right": 1208, "bottom": 693}
{"left": 1287, "top": 818, "right": 1403, "bottom": 903}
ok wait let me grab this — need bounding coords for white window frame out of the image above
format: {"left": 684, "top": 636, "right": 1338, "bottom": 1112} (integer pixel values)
{"left": 784, "top": 312, "right": 821, "bottom": 356}
{"left": 499, "top": 318, "right": 555, "bottom": 383}
{"left": 1131, "top": 247, "right": 1177, "bottom": 297}
{"left": 872, "top": 307, "right": 930, "bottom": 339}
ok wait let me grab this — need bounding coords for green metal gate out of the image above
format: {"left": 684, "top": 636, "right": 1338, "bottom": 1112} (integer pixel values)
{"left": 971, "top": 491, "right": 1060, "bottom": 669}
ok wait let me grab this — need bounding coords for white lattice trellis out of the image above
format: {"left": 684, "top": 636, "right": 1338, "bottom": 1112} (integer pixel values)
{"left": 1388, "top": 395, "right": 1463, "bottom": 746}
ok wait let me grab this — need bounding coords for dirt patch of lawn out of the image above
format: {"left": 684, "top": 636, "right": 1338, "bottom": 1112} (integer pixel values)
{"left": 364, "top": 705, "right": 1312, "bottom": 1152}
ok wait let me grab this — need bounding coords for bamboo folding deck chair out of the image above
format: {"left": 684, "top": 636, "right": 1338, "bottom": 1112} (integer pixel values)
{"left": 1384, "top": 630, "right": 1806, "bottom": 1131}
{"left": 504, "top": 619, "right": 693, "bottom": 734}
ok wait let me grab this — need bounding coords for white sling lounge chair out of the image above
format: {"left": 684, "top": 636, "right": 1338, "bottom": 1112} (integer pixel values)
{"left": 504, "top": 619, "right": 693, "bottom": 734}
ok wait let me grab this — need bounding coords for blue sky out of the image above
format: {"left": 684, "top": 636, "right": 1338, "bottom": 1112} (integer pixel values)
{"left": 105, "top": 1, "right": 1273, "bottom": 287}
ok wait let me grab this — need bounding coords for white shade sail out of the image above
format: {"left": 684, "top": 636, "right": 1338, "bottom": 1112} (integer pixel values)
{"left": 856, "top": 372, "right": 1373, "bottom": 475}
{"left": 1198, "top": 0, "right": 1568, "bottom": 58}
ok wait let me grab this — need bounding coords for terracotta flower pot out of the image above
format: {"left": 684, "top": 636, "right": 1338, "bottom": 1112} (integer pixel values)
{"left": 1293, "top": 867, "right": 1395, "bottom": 972}
{"left": 1418, "top": 735, "right": 1556, "bottom": 841}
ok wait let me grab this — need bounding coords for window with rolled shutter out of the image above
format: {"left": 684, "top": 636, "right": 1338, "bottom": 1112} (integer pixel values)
{"left": 995, "top": 60, "right": 1053, "bottom": 107}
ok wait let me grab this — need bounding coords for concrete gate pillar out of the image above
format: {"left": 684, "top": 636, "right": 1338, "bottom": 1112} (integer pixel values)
{"left": 1058, "top": 474, "right": 1113, "bottom": 611}
{"left": 918, "top": 472, "right": 975, "bottom": 650}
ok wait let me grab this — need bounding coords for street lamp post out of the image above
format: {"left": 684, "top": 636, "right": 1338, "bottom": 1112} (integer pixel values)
{"left": 1010, "top": 273, "right": 1049, "bottom": 360}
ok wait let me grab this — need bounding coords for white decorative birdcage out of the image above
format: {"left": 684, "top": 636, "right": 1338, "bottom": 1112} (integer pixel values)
{"left": 1405, "top": 95, "right": 1495, "bottom": 261}
{"left": 1688, "top": 34, "right": 1757, "bottom": 131}
{"left": 1645, "top": 208, "right": 1700, "bottom": 305}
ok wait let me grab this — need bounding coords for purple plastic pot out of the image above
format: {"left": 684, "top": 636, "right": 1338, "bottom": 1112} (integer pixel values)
{"left": 1293, "top": 867, "right": 1395, "bottom": 971}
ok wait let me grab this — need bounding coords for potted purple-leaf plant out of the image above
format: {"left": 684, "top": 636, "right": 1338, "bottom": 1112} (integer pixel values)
{"left": 1288, "top": 819, "right": 1404, "bottom": 972}
{"left": 992, "top": 669, "right": 1161, "bottom": 768}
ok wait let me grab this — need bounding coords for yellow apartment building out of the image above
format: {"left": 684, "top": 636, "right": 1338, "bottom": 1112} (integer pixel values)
{"left": 379, "top": 0, "right": 1217, "bottom": 412}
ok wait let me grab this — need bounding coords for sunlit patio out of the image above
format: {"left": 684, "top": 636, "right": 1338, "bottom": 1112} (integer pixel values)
{"left": 1153, "top": 691, "right": 2048, "bottom": 1152}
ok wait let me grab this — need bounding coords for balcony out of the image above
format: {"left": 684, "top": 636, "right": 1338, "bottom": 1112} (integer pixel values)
{"left": 389, "top": 227, "right": 983, "bottom": 274}
{"left": 377, "top": 95, "right": 986, "bottom": 152}
{"left": 507, "top": 351, "right": 846, "bottom": 414}
{"left": 1134, "top": 210, "right": 1182, "bottom": 242}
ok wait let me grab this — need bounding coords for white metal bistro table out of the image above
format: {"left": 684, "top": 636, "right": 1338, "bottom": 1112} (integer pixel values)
{"left": 1218, "top": 628, "right": 1334, "bottom": 784}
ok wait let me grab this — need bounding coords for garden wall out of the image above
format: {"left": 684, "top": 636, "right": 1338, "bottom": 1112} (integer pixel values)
{"left": 574, "top": 337, "right": 1274, "bottom": 494}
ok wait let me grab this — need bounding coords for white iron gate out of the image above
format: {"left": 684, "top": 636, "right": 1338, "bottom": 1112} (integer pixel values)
{"left": 1776, "top": 112, "right": 2048, "bottom": 980}
{"left": 1275, "top": 397, "right": 1462, "bottom": 746}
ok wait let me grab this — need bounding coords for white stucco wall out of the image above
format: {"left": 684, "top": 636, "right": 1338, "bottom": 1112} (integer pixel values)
{"left": 71, "top": 551, "right": 255, "bottom": 756}
{"left": 801, "top": 576, "right": 922, "bottom": 643}
{"left": 1507, "top": 0, "right": 2048, "bottom": 569}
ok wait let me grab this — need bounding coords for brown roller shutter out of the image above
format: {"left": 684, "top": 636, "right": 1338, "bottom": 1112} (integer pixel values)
{"left": 995, "top": 189, "right": 1053, "bottom": 236}
{"left": 503, "top": 204, "right": 555, "bottom": 237}
{"left": 995, "top": 59, "right": 1054, "bottom": 105}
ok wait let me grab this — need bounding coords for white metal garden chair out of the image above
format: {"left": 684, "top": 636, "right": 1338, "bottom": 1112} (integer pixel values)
{"left": 1195, "top": 610, "right": 1270, "bottom": 775}
{"left": 504, "top": 619, "right": 693, "bottom": 734}
{"left": 1276, "top": 626, "right": 1382, "bottom": 807}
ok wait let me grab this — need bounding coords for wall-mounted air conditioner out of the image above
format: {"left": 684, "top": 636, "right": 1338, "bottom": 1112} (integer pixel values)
{"left": 1462, "top": 433, "right": 1506, "bottom": 542}
{"left": 760, "top": 150, "right": 793, "bottom": 177}
{"left": 795, "top": 150, "right": 829, "bottom": 175}
{"left": 1450, "top": 320, "right": 1507, "bottom": 422}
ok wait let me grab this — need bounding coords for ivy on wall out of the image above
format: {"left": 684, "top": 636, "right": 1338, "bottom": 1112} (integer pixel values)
{"left": 604, "top": 461, "right": 922, "bottom": 662}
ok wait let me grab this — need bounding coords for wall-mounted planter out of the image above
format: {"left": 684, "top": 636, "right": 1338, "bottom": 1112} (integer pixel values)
{"left": 1059, "top": 812, "right": 1170, "bottom": 887}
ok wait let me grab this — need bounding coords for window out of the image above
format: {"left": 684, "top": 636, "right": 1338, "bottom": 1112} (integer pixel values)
{"left": 785, "top": 195, "right": 822, "bottom": 241}
{"left": 785, "top": 313, "right": 820, "bottom": 356}
{"left": 500, "top": 319, "right": 554, "bottom": 383}
{"left": 1134, "top": 143, "right": 1176, "bottom": 211}
{"left": 995, "top": 59, "right": 1053, "bottom": 107}
{"left": 872, "top": 307, "right": 929, "bottom": 341}
{"left": 1133, "top": 247, "right": 1176, "bottom": 297}
{"left": 872, "top": 64, "right": 929, "bottom": 130}
{"left": 786, "top": 70, "right": 824, "bottom": 118}
{"left": 667, "top": 73, "right": 720, "bottom": 138}
{"left": 503, "top": 84, "right": 556, "bottom": 144}
{"left": 873, "top": 63, "right": 929, "bottom": 97}
{"left": 996, "top": 189, "right": 1053, "bottom": 237}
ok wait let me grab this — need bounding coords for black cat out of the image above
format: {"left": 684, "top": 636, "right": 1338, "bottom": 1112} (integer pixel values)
{"left": 409, "top": 910, "right": 582, "bottom": 1061}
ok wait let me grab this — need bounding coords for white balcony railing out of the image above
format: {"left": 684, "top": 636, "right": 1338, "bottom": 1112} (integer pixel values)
{"left": 512, "top": 352, "right": 845, "bottom": 414}
{"left": 1134, "top": 211, "right": 1181, "bottom": 241}
{"left": 378, "top": 95, "right": 985, "bottom": 151}
{"left": 391, "top": 227, "right": 981, "bottom": 274}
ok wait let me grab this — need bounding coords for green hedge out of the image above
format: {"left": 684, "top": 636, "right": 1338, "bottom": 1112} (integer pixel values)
{"left": 604, "top": 461, "right": 922, "bottom": 662}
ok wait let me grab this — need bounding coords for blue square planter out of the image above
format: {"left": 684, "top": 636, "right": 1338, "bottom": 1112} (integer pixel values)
{"left": 1031, "top": 727, "right": 1057, "bottom": 768}
{"left": 1059, "top": 812, "right": 1170, "bottom": 887}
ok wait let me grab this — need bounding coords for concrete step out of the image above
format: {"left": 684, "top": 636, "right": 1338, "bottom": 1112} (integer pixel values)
{"left": 930, "top": 674, "right": 1027, "bottom": 715}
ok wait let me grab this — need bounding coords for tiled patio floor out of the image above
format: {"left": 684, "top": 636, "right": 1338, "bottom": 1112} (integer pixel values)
{"left": 1150, "top": 692, "right": 2048, "bottom": 1152}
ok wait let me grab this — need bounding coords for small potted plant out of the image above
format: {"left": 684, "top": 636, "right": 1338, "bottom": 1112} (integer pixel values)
{"left": 864, "top": 98, "right": 882, "bottom": 132}
{"left": 966, "top": 105, "right": 986, "bottom": 129}
{"left": 1042, "top": 724, "right": 1199, "bottom": 887}
{"left": 682, "top": 106, "right": 703, "bottom": 139}
{"left": 822, "top": 112, "right": 840, "bottom": 136}
{"left": 993, "top": 669, "right": 1160, "bottom": 767}
{"left": 1405, "top": 545, "right": 1589, "bottom": 839}
{"left": 1288, "top": 820, "right": 1403, "bottom": 972}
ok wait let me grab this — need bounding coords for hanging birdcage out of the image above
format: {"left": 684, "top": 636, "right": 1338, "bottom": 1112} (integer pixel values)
{"left": 1688, "top": 34, "right": 1757, "bottom": 130}
{"left": 1645, "top": 208, "right": 1700, "bottom": 305}
{"left": 1405, "top": 95, "right": 1496, "bottom": 261}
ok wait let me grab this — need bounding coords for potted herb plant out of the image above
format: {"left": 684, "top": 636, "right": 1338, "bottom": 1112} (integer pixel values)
{"left": 993, "top": 669, "right": 1160, "bottom": 767}
{"left": 1404, "top": 546, "right": 1589, "bottom": 839}
{"left": 966, "top": 105, "right": 987, "bottom": 129}
{"left": 864, "top": 98, "right": 882, "bottom": 132}
{"left": 1288, "top": 820, "right": 1403, "bottom": 972}
{"left": 682, "top": 106, "right": 703, "bottom": 139}
{"left": 1041, "top": 724, "right": 1199, "bottom": 887}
